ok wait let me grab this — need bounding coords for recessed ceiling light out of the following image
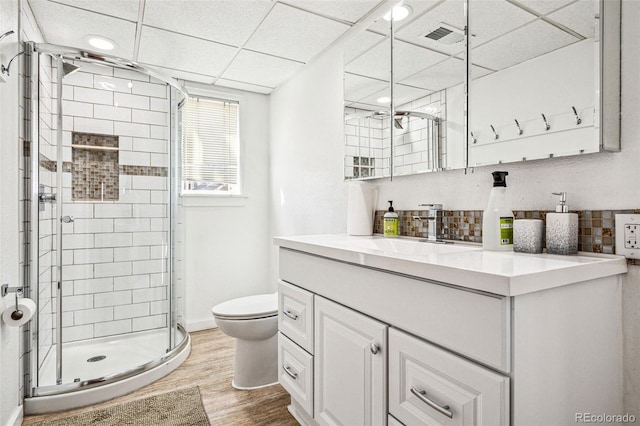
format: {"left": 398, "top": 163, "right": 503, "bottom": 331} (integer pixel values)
{"left": 376, "top": 96, "right": 391, "bottom": 104}
{"left": 84, "top": 35, "right": 117, "bottom": 51}
{"left": 383, "top": 4, "right": 412, "bottom": 22}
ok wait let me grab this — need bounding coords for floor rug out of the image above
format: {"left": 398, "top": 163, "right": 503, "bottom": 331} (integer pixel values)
{"left": 33, "top": 386, "right": 210, "bottom": 425}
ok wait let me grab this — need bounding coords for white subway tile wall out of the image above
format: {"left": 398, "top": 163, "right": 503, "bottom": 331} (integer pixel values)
{"left": 343, "top": 91, "right": 447, "bottom": 179}
{"left": 54, "top": 63, "right": 170, "bottom": 343}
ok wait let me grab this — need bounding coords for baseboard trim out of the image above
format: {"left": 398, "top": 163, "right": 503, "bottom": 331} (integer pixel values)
{"left": 186, "top": 319, "right": 217, "bottom": 332}
{"left": 8, "top": 404, "right": 23, "bottom": 426}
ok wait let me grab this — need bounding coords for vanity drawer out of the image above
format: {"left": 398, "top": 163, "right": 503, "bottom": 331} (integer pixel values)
{"left": 389, "top": 328, "right": 509, "bottom": 426}
{"left": 280, "top": 249, "right": 511, "bottom": 372}
{"left": 278, "top": 333, "right": 313, "bottom": 416}
{"left": 278, "top": 280, "right": 314, "bottom": 354}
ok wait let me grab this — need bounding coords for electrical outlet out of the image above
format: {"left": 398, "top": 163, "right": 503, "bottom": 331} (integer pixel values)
{"left": 615, "top": 214, "right": 640, "bottom": 259}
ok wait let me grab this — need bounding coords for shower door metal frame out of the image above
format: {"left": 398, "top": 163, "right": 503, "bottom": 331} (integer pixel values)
{"left": 25, "top": 41, "right": 189, "bottom": 397}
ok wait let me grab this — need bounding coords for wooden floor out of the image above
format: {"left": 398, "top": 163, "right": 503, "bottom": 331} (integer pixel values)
{"left": 22, "top": 329, "right": 298, "bottom": 425}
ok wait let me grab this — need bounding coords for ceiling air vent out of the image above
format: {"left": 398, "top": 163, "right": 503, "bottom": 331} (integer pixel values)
{"left": 420, "top": 23, "right": 464, "bottom": 45}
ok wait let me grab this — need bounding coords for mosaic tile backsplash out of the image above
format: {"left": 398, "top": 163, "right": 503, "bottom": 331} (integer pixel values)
{"left": 374, "top": 209, "right": 640, "bottom": 263}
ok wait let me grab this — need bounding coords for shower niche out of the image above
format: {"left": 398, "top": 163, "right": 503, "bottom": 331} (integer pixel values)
{"left": 71, "top": 132, "right": 119, "bottom": 201}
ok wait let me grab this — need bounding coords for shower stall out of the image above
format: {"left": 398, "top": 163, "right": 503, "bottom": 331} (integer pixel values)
{"left": 22, "top": 42, "right": 190, "bottom": 413}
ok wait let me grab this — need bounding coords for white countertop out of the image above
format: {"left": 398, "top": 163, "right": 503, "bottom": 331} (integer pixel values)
{"left": 274, "top": 234, "right": 628, "bottom": 296}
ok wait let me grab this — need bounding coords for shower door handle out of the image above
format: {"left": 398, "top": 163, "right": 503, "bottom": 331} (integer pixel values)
{"left": 39, "top": 192, "right": 56, "bottom": 202}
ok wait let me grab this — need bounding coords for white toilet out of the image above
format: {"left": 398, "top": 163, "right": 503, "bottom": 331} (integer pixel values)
{"left": 211, "top": 293, "right": 279, "bottom": 389}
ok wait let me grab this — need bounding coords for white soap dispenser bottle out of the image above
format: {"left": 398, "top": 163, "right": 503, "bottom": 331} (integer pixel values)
{"left": 546, "top": 192, "right": 578, "bottom": 255}
{"left": 482, "top": 171, "right": 514, "bottom": 251}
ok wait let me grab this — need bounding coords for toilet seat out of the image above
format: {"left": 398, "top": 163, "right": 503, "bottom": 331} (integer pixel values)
{"left": 211, "top": 293, "right": 278, "bottom": 320}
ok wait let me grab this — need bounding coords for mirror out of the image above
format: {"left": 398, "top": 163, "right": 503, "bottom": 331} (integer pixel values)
{"left": 343, "top": 0, "right": 620, "bottom": 180}
{"left": 344, "top": 0, "right": 468, "bottom": 179}
{"left": 467, "top": 0, "right": 619, "bottom": 167}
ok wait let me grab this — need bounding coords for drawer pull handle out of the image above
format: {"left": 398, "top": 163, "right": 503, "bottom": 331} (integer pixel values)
{"left": 283, "top": 310, "right": 299, "bottom": 320}
{"left": 282, "top": 364, "right": 298, "bottom": 380}
{"left": 370, "top": 343, "right": 380, "bottom": 355}
{"left": 410, "top": 387, "right": 453, "bottom": 419}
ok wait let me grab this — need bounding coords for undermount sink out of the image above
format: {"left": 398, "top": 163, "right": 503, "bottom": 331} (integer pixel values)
{"left": 331, "top": 236, "right": 480, "bottom": 256}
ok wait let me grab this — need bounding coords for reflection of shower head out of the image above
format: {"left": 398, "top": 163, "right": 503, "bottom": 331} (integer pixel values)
{"left": 393, "top": 117, "right": 404, "bottom": 130}
{"left": 62, "top": 61, "right": 80, "bottom": 77}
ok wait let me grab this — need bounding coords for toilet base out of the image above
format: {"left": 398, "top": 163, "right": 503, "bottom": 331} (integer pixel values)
{"left": 232, "top": 333, "right": 278, "bottom": 389}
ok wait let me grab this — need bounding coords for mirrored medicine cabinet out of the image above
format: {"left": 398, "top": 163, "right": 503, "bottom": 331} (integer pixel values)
{"left": 343, "top": 0, "right": 620, "bottom": 181}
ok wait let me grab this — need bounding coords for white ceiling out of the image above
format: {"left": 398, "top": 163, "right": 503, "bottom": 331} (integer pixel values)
{"left": 26, "top": 0, "right": 383, "bottom": 93}
{"left": 26, "top": 0, "right": 595, "bottom": 100}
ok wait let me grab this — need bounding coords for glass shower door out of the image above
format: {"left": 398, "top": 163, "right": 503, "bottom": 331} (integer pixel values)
{"left": 34, "top": 51, "right": 176, "bottom": 391}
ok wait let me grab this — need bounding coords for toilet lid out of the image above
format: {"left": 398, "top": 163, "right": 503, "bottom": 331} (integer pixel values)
{"left": 211, "top": 293, "right": 278, "bottom": 319}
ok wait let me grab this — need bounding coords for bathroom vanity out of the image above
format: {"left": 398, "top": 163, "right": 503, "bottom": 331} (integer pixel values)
{"left": 274, "top": 235, "right": 627, "bottom": 426}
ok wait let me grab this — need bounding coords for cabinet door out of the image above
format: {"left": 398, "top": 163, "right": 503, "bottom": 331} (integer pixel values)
{"left": 314, "top": 296, "right": 387, "bottom": 426}
{"left": 389, "top": 328, "right": 509, "bottom": 426}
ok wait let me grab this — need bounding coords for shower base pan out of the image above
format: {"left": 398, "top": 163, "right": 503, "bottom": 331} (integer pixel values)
{"left": 24, "top": 328, "right": 190, "bottom": 415}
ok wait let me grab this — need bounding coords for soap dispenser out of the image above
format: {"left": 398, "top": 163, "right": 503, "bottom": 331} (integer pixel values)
{"left": 482, "top": 171, "right": 514, "bottom": 251}
{"left": 383, "top": 201, "right": 399, "bottom": 237}
{"left": 546, "top": 192, "right": 578, "bottom": 255}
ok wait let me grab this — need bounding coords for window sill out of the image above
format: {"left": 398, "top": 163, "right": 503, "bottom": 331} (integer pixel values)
{"left": 180, "top": 194, "right": 248, "bottom": 207}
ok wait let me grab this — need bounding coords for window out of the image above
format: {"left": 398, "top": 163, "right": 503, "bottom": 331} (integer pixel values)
{"left": 182, "top": 96, "right": 240, "bottom": 195}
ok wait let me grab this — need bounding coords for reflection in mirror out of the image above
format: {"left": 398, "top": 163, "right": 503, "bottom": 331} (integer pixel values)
{"left": 468, "top": 0, "right": 603, "bottom": 166}
{"left": 391, "top": 0, "right": 467, "bottom": 175}
{"left": 344, "top": 0, "right": 468, "bottom": 180}
{"left": 344, "top": 15, "right": 391, "bottom": 180}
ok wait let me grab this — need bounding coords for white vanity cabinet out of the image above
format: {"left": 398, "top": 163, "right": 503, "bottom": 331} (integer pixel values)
{"left": 314, "top": 296, "right": 387, "bottom": 426}
{"left": 275, "top": 235, "right": 627, "bottom": 426}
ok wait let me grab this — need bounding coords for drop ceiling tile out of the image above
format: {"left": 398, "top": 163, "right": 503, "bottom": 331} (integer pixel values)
{"left": 43, "top": 0, "right": 140, "bottom": 21}
{"left": 141, "top": 65, "right": 216, "bottom": 85}
{"left": 215, "top": 79, "right": 273, "bottom": 95}
{"left": 138, "top": 26, "right": 238, "bottom": 77}
{"left": 471, "top": 19, "right": 579, "bottom": 70}
{"left": 345, "top": 39, "right": 391, "bottom": 81}
{"left": 282, "top": 0, "right": 381, "bottom": 23}
{"left": 547, "top": 0, "right": 596, "bottom": 39}
{"left": 344, "top": 30, "right": 386, "bottom": 64}
{"left": 28, "top": 0, "right": 136, "bottom": 58}
{"left": 344, "top": 73, "right": 389, "bottom": 103}
{"left": 509, "top": 0, "right": 576, "bottom": 16}
{"left": 356, "top": 87, "right": 393, "bottom": 108}
{"left": 143, "top": 0, "right": 273, "bottom": 47}
{"left": 245, "top": 3, "right": 350, "bottom": 62}
{"left": 404, "top": 58, "right": 492, "bottom": 90}
{"left": 398, "top": 57, "right": 466, "bottom": 91}
{"left": 468, "top": 0, "right": 537, "bottom": 47}
{"left": 394, "top": 40, "right": 449, "bottom": 81}
{"left": 221, "top": 50, "right": 303, "bottom": 89}
{"left": 392, "top": 83, "right": 433, "bottom": 106}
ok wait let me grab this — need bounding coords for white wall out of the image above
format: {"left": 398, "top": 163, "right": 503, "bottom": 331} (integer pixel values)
{"left": 0, "top": 0, "right": 24, "bottom": 424}
{"left": 183, "top": 84, "right": 271, "bottom": 331}
{"left": 269, "top": 0, "right": 640, "bottom": 417}
{"left": 269, "top": 44, "right": 347, "bottom": 283}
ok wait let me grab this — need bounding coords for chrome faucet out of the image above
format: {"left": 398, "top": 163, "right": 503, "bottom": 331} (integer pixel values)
{"left": 413, "top": 204, "right": 445, "bottom": 242}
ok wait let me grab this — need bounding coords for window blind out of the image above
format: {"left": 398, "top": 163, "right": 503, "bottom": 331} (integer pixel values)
{"left": 182, "top": 97, "right": 240, "bottom": 193}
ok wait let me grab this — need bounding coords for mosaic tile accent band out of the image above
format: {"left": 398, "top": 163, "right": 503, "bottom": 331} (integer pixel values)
{"left": 39, "top": 155, "right": 167, "bottom": 177}
{"left": 374, "top": 209, "right": 640, "bottom": 264}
